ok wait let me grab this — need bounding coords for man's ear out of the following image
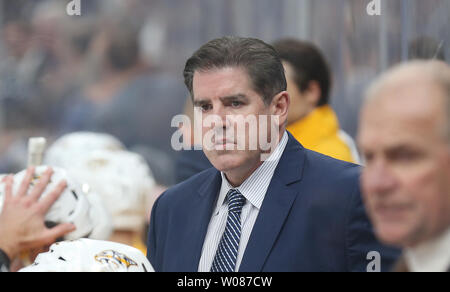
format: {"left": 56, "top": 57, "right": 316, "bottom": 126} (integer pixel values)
{"left": 305, "top": 81, "right": 322, "bottom": 107}
{"left": 270, "top": 91, "right": 290, "bottom": 127}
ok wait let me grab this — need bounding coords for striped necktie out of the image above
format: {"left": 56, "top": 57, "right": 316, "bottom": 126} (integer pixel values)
{"left": 210, "top": 189, "right": 246, "bottom": 272}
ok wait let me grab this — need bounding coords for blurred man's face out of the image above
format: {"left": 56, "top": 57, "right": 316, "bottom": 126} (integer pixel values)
{"left": 358, "top": 80, "right": 450, "bottom": 248}
{"left": 3, "top": 23, "right": 30, "bottom": 59}
{"left": 192, "top": 67, "right": 285, "bottom": 185}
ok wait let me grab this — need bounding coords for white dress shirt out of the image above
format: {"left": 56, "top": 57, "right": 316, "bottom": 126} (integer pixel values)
{"left": 405, "top": 226, "right": 450, "bottom": 272}
{"left": 198, "top": 131, "right": 288, "bottom": 272}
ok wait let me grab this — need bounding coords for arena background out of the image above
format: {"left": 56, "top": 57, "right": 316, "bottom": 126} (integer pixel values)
{"left": 0, "top": 0, "right": 448, "bottom": 184}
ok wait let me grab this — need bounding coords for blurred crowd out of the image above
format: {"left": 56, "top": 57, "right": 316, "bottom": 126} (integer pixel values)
{"left": 0, "top": 0, "right": 188, "bottom": 187}
{"left": 0, "top": 0, "right": 449, "bottom": 182}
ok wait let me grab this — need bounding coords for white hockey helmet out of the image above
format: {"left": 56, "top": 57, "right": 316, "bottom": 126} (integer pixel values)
{"left": 84, "top": 188, "right": 113, "bottom": 240}
{"left": 69, "top": 149, "right": 155, "bottom": 232}
{"left": 19, "top": 239, "right": 154, "bottom": 272}
{"left": 45, "top": 132, "right": 125, "bottom": 168}
{"left": 0, "top": 166, "right": 112, "bottom": 240}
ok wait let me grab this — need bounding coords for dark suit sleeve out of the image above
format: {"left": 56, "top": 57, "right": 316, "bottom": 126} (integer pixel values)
{"left": 344, "top": 181, "right": 400, "bottom": 272}
{"left": 147, "top": 192, "right": 164, "bottom": 272}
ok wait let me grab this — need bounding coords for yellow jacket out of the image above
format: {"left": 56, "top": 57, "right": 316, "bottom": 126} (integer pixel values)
{"left": 287, "top": 105, "right": 359, "bottom": 164}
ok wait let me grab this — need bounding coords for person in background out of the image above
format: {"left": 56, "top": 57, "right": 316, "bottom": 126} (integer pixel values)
{"left": 59, "top": 18, "right": 186, "bottom": 184}
{"left": 273, "top": 39, "right": 360, "bottom": 164}
{"left": 358, "top": 60, "right": 450, "bottom": 272}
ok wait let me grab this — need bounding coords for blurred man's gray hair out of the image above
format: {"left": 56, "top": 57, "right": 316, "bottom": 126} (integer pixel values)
{"left": 365, "top": 60, "right": 450, "bottom": 142}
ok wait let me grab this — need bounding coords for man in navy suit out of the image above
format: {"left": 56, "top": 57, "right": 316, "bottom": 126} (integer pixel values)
{"left": 147, "top": 36, "right": 399, "bottom": 272}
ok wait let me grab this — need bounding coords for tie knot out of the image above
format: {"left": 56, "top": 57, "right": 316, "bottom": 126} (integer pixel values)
{"left": 226, "top": 189, "right": 246, "bottom": 213}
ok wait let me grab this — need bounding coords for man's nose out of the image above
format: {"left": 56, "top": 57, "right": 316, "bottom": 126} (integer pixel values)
{"left": 211, "top": 104, "right": 231, "bottom": 128}
{"left": 362, "top": 159, "right": 398, "bottom": 196}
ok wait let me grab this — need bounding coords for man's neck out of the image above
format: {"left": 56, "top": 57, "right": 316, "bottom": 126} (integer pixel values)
{"left": 405, "top": 226, "right": 450, "bottom": 272}
{"left": 223, "top": 129, "right": 286, "bottom": 187}
{"left": 224, "top": 161, "right": 264, "bottom": 187}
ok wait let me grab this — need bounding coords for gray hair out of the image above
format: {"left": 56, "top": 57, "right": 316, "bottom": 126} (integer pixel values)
{"left": 183, "top": 36, "right": 287, "bottom": 105}
{"left": 365, "top": 60, "right": 450, "bottom": 142}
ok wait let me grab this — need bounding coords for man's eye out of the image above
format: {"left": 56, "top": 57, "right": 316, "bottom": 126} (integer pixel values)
{"left": 363, "top": 152, "right": 374, "bottom": 164}
{"left": 201, "top": 104, "right": 212, "bottom": 112}
{"left": 231, "top": 101, "right": 243, "bottom": 108}
{"left": 392, "top": 151, "right": 419, "bottom": 162}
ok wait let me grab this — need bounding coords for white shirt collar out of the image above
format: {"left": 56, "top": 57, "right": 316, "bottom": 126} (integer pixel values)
{"left": 404, "top": 226, "right": 450, "bottom": 272}
{"left": 214, "top": 131, "right": 289, "bottom": 213}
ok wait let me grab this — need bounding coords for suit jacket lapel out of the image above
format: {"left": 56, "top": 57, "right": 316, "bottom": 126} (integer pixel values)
{"left": 178, "top": 170, "right": 222, "bottom": 271}
{"left": 239, "top": 134, "right": 305, "bottom": 272}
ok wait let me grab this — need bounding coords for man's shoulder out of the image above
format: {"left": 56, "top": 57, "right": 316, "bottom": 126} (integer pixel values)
{"left": 303, "top": 147, "right": 361, "bottom": 175}
{"left": 285, "top": 131, "right": 360, "bottom": 171}
{"left": 275, "top": 133, "right": 361, "bottom": 191}
{"left": 158, "top": 167, "right": 218, "bottom": 203}
{"left": 298, "top": 147, "right": 361, "bottom": 195}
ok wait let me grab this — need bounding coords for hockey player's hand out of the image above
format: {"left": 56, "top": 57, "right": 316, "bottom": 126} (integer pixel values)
{"left": 0, "top": 167, "right": 76, "bottom": 261}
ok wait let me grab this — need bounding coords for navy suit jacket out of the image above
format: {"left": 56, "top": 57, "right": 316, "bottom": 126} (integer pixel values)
{"left": 147, "top": 133, "right": 400, "bottom": 272}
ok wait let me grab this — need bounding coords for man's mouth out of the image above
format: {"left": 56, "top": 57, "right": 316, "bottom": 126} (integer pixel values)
{"left": 215, "top": 139, "right": 235, "bottom": 144}
{"left": 210, "top": 137, "right": 237, "bottom": 151}
{"left": 373, "top": 203, "right": 413, "bottom": 220}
